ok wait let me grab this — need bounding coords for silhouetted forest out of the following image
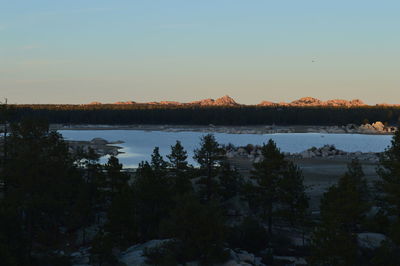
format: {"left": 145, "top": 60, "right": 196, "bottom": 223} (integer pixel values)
{"left": 1, "top": 115, "right": 400, "bottom": 265}
{"left": 8, "top": 104, "right": 400, "bottom": 125}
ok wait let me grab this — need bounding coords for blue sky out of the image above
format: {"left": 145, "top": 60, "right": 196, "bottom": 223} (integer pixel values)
{"left": 0, "top": 0, "right": 399, "bottom": 104}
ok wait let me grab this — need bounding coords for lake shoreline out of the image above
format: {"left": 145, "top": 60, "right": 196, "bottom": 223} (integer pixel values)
{"left": 51, "top": 123, "right": 395, "bottom": 135}
{"left": 59, "top": 130, "right": 392, "bottom": 169}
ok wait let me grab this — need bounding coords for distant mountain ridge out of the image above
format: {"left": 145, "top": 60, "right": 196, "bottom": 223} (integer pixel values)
{"left": 258, "top": 97, "right": 368, "bottom": 107}
{"left": 88, "top": 96, "right": 398, "bottom": 107}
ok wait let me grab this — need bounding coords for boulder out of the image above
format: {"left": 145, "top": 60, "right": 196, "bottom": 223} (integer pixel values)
{"left": 90, "top": 138, "right": 108, "bottom": 145}
{"left": 372, "top": 121, "right": 385, "bottom": 132}
{"left": 273, "top": 256, "right": 307, "bottom": 265}
{"left": 70, "top": 247, "right": 91, "bottom": 266}
{"left": 226, "top": 249, "right": 266, "bottom": 266}
{"left": 360, "top": 123, "right": 375, "bottom": 132}
{"left": 224, "top": 195, "right": 251, "bottom": 217}
{"left": 223, "top": 260, "right": 241, "bottom": 266}
{"left": 254, "top": 156, "right": 264, "bottom": 163}
{"left": 119, "top": 239, "right": 173, "bottom": 266}
{"left": 357, "top": 233, "right": 387, "bottom": 249}
{"left": 237, "top": 148, "right": 247, "bottom": 155}
{"left": 226, "top": 151, "right": 237, "bottom": 158}
{"left": 237, "top": 250, "right": 255, "bottom": 263}
{"left": 75, "top": 225, "right": 100, "bottom": 246}
{"left": 300, "top": 150, "right": 315, "bottom": 159}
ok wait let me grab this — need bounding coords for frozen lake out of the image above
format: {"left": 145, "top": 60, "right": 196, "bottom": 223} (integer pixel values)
{"left": 60, "top": 130, "right": 393, "bottom": 168}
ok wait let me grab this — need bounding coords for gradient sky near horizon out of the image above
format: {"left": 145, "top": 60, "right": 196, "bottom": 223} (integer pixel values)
{"left": 1, "top": 0, "right": 399, "bottom": 104}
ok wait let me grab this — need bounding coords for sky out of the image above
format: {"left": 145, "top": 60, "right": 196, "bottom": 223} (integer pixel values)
{"left": 0, "top": 0, "right": 399, "bottom": 104}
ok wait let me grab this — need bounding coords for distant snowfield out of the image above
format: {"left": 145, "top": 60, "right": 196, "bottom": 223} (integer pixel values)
{"left": 60, "top": 130, "right": 392, "bottom": 168}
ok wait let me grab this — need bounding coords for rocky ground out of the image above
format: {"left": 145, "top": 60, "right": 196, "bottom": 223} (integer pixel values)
{"left": 226, "top": 144, "right": 381, "bottom": 163}
{"left": 226, "top": 144, "right": 381, "bottom": 214}
{"left": 71, "top": 221, "right": 385, "bottom": 266}
{"left": 71, "top": 239, "right": 270, "bottom": 266}
{"left": 67, "top": 138, "right": 124, "bottom": 157}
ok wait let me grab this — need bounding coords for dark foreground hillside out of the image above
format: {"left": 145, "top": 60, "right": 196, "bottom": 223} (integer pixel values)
{"left": 8, "top": 104, "right": 400, "bottom": 126}
{"left": 1, "top": 117, "right": 400, "bottom": 265}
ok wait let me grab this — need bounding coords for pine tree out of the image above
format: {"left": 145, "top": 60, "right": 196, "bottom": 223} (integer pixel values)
{"left": 218, "top": 161, "right": 243, "bottom": 201}
{"left": 105, "top": 186, "right": 138, "bottom": 248}
{"left": 167, "top": 141, "right": 192, "bottom": 195}
{"left": 310, "top": 159, "right": 370, "bottom": 265}
{"left": 160, "top": 194, "right": 228, "bottom": 264}
{"left": 105, "top": 155, "right": 129, "bottom": 199}
{"left": 0, "top": 99, "right": 11, "bottom": 195}
{"left": 377, "top": 129, "right": 400, "bottom": 244}
{"left": 278, "top": 162, "right": 309, "bottom": 231}
{"left": 1, "top": 119, "right": 81, "bottom": 263}
{"left": 194, "top": 134, "right": 224, "bottom": 201}
{"left": 150, "top": 147, "right": 168, "bottom": 176}
{"left": 250, "top": 139, "right": 287, "bottom": 235}
{"left": 167, "top": 140, "right": 188, "bottom": 171}
{"left": 310, "top": 218, "right": 358, "bottom": 266}
{"left": 90, "top": 231, "right": 117, "bottom": 266}
{"left": 134, "top": 161, "right": 173, "bottom": 240}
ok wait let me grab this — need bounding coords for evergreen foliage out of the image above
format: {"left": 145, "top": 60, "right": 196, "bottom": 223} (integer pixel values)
{"left": 194, "top": 134, "right": 225, "bottom": 201}
{"left": 167, "top": 141, "right": 193, "bottom": 195}
{"left": 310, "top": 159, "right": 370, "bottom": 265}
{"left": 227, "top": 216, "right": 269, "bottom": 253}
{"left": 7, "top": 104, "right": 400, "bottom": 126}
{"left": 1, "top": 111, "right": 397, "bottom": 265}
{"left": 0, "top": 119, "right": 83, "bottom": 264}
{"left": 133, "top": 161, "right": 173, "bottom": 241}
{"left": 377, "top": 130, "right": 400, "bottom": 244}
{"left": 160, "top": 194, "right": 229, "bottom": 264}
{"left": 278, "top": 162, "right": 309, "bottom": 227}
{"left": 241, "top": 139, "right": 310, "bottom": 255}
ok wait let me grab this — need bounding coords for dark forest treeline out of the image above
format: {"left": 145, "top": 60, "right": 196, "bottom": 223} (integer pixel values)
{"left": 8, "top": 104, "right": 400, "bottom": 126}
{"left": 1, "top": 115, "right": 400, "bottom": 264}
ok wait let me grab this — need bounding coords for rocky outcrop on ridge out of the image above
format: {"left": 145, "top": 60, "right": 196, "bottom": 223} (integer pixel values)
{"left": 258, "top": 100, "right": 278, "bottom": 106}
{"left": 214, "top": 95, "right": 239, "bottom": 106}
{"left": 326, "top": 99, "right": 365, "bottom": 107}
{"left": 88, "top": 101, "right": 102, "bottom": 105}
{"left": 114, "top": 101, "right": 136, "bottom": 105}
{"left": 257, "top": 97, "right": 367, "bottom": 107}
{"left": 189, "top": 98, "right": 216, "bottom": 106}
{"left": 159, "top": 101, "right": 182, "bottom": 105}
{"left": 87, "top": 96, "right": 398, "bottom": 107}
{"left": 290, "top": 97, "right": 323, "bottom": 106}
{"left": 190, "top": 95, "right": 239, "bottom": 106}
